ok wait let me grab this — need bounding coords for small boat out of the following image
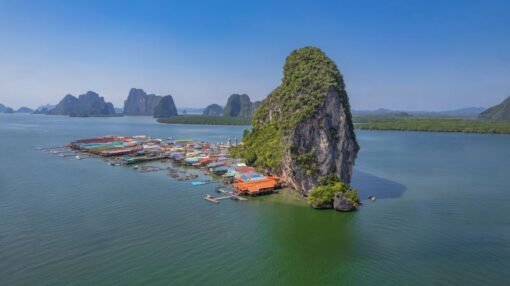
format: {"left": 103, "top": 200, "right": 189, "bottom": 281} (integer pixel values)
{"left": 204, "top": 194, "right": 219, "bottom": 203}
{"left": 191, "top": 180, "right": 209, "bottom": 186}
{"left": 133, "top": 165, "right": 139, "bottom": 170}
{"left": 368, "top": 196, "right": 376, "bottom": 201}
{"left": 75, "top": 155, "right": 81, "bottom": 160}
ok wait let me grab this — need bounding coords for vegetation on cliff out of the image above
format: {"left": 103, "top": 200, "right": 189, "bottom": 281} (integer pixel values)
{"left": 232, "top": 47, "right": 358, "bottom": 176}
{"left": 230, "top": 122, "right": 284, "bottom": 170}
{"left": 307, "top": 175, "right": 359, "bottom": 208}
{"left": 252, "top": 47, "right": 356, "bottom": 131}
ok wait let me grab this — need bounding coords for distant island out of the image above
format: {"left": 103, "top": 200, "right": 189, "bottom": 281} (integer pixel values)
{"left": 223, "top": 94, "right": 259, "bottom": 118}
{"left": 48, "top": 91, "right": 118, "bottom": 117}
{"left": 202, "top": 104, "right": 223, "bottom": 116}
{"left": 153, "top": 95, "right": 178, "bottom": 118}
{"left": 479, "top": 96, "right": 510, "bottom": 121}
{"left": 33, "top": 104, "right": 56, "bottom": 114}
{"left": 15, "top": 107, "right": 34, "bottom": 113}
{"left": 0, "top": 104, "right": 13, "bottom": 113}
{"left": 22, "top": 88, "right": 177, "bottom": 118}
{"left": 123, "top": 88, "right": 177, "bottom": 117}
{"left": 157, "top": 93, "right": 259, "bottom": 124}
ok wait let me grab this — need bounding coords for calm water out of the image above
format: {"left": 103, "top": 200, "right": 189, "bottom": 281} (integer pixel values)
{"left": 1, "top": 114, "right": 509, "bottom": 285}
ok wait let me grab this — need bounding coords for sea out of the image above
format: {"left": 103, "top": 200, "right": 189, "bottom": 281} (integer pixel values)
{"left": 1, "top": 114, "right": 509, "bottom": 285}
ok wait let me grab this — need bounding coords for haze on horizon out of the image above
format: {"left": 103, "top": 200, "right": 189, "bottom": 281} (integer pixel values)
{"left": 0, "top": 0, "right": 509, "bottom": 111}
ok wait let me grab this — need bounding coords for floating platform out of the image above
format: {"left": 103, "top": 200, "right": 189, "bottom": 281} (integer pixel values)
{"left": 204, "top": 194, "right": 220, "bottom": 203}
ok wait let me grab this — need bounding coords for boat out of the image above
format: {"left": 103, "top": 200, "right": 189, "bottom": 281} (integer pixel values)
{"left": 212, "top": 166, "right": 229, "bottom": 175}
{"left": 75, "top": 155, "right": 81, "bottom": 160}
{"left": 204, "top": 194, "right": 219, "bottom": 203}
{"left": 369, "top": 196, "right": 376, "bottom": 201}
{"left": 191, "top": 180, "right": 212, "bottom": 186}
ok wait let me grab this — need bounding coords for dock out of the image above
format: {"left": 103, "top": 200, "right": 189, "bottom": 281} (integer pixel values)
{"left": 204, "top": 188, "right": 248, "bottom": 203}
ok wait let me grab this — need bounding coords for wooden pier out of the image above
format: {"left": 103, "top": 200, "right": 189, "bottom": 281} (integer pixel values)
{"left": 204, "top": 188, "right": 248, "bottom": 203}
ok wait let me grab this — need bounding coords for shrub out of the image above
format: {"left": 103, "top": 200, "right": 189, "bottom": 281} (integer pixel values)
{"left": 307, "top": 176, "right": 359, "bottom": 208}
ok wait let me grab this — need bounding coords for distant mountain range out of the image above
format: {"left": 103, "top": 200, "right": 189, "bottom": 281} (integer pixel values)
{"left": 3, "top": 92, "right": 501, "bottom": 121}
{"left": 352, "top": 107, "right": 486, "bottom": 117}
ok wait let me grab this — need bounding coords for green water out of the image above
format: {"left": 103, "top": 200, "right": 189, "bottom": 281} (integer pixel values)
{"left": 1, "top": 114, "right": 509, "bottom": 285}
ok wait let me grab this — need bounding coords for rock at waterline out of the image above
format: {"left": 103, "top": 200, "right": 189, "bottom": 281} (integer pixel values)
{"left": 333, "top": 192, "right": 356, "bottom": 212}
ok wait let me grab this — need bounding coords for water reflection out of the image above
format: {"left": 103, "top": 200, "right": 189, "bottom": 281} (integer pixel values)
{"left": 351, "top": 170, "right": 406, "bottom": 200}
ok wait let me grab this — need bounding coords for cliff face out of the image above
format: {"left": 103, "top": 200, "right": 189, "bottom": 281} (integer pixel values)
{"left": 153, "top": 95, "right": 178, "bottom": 118}
{"left": 479, "top": 96, "right": 510, "bottom": 121}
{"left": 280, "top": 87, "right": 358, "bottom": 192}
{"left": 234, "top": 47, "right": 359, "bottom": 195}
{"left": 203, "top": 104, "right": 224, "bottom": 116}
{"left": 48, "top": 91, "right": 115, "bottom": 117}
{"left": 223, "top": 94, "right": 256, "bottom": 118}
{"left": 123, "top": 88, "right": 162, "bottom": 115}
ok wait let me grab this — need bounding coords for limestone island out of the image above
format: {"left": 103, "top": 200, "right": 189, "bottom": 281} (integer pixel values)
{"left": 231, "top": 46, "right": 360, "bottom": 211}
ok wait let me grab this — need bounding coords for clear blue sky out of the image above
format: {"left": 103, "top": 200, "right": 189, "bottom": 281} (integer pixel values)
{"left": 1, "top": 0, "right": 509, "bottom": 110}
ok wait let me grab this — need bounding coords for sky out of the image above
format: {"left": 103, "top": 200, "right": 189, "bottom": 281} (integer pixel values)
{"left": 0, "top": 0, "right": 509, "bottom": 111}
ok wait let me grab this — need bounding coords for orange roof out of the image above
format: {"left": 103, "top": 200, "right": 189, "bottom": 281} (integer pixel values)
{"left": 233, "top": 177, "right": 278, "bottom": 194}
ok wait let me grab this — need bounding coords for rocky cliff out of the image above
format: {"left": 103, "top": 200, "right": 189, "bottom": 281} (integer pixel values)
{"left": 123, "top": 88, "right": 162, "bottom": 115}
{"left": 223, "top": 94, "right": 257, "bottom": 118}
{"left": 233, "top": 47, "right": 359, "bottom": 195}
{"left": 203, "top": 104, "right": 224, "bottom": 116}
{"left": 479, "top": 96, "right": 510, "bottom": 121}
{"left": 153, "top": 95, "right": 178, "bottom": 118}
{"left": 48, "top": 91, "right": 115, "bottom": 117}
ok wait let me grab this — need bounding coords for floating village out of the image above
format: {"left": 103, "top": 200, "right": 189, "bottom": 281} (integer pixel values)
{"left": 39, "top": 135, "right": 285, "bottom": 204}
